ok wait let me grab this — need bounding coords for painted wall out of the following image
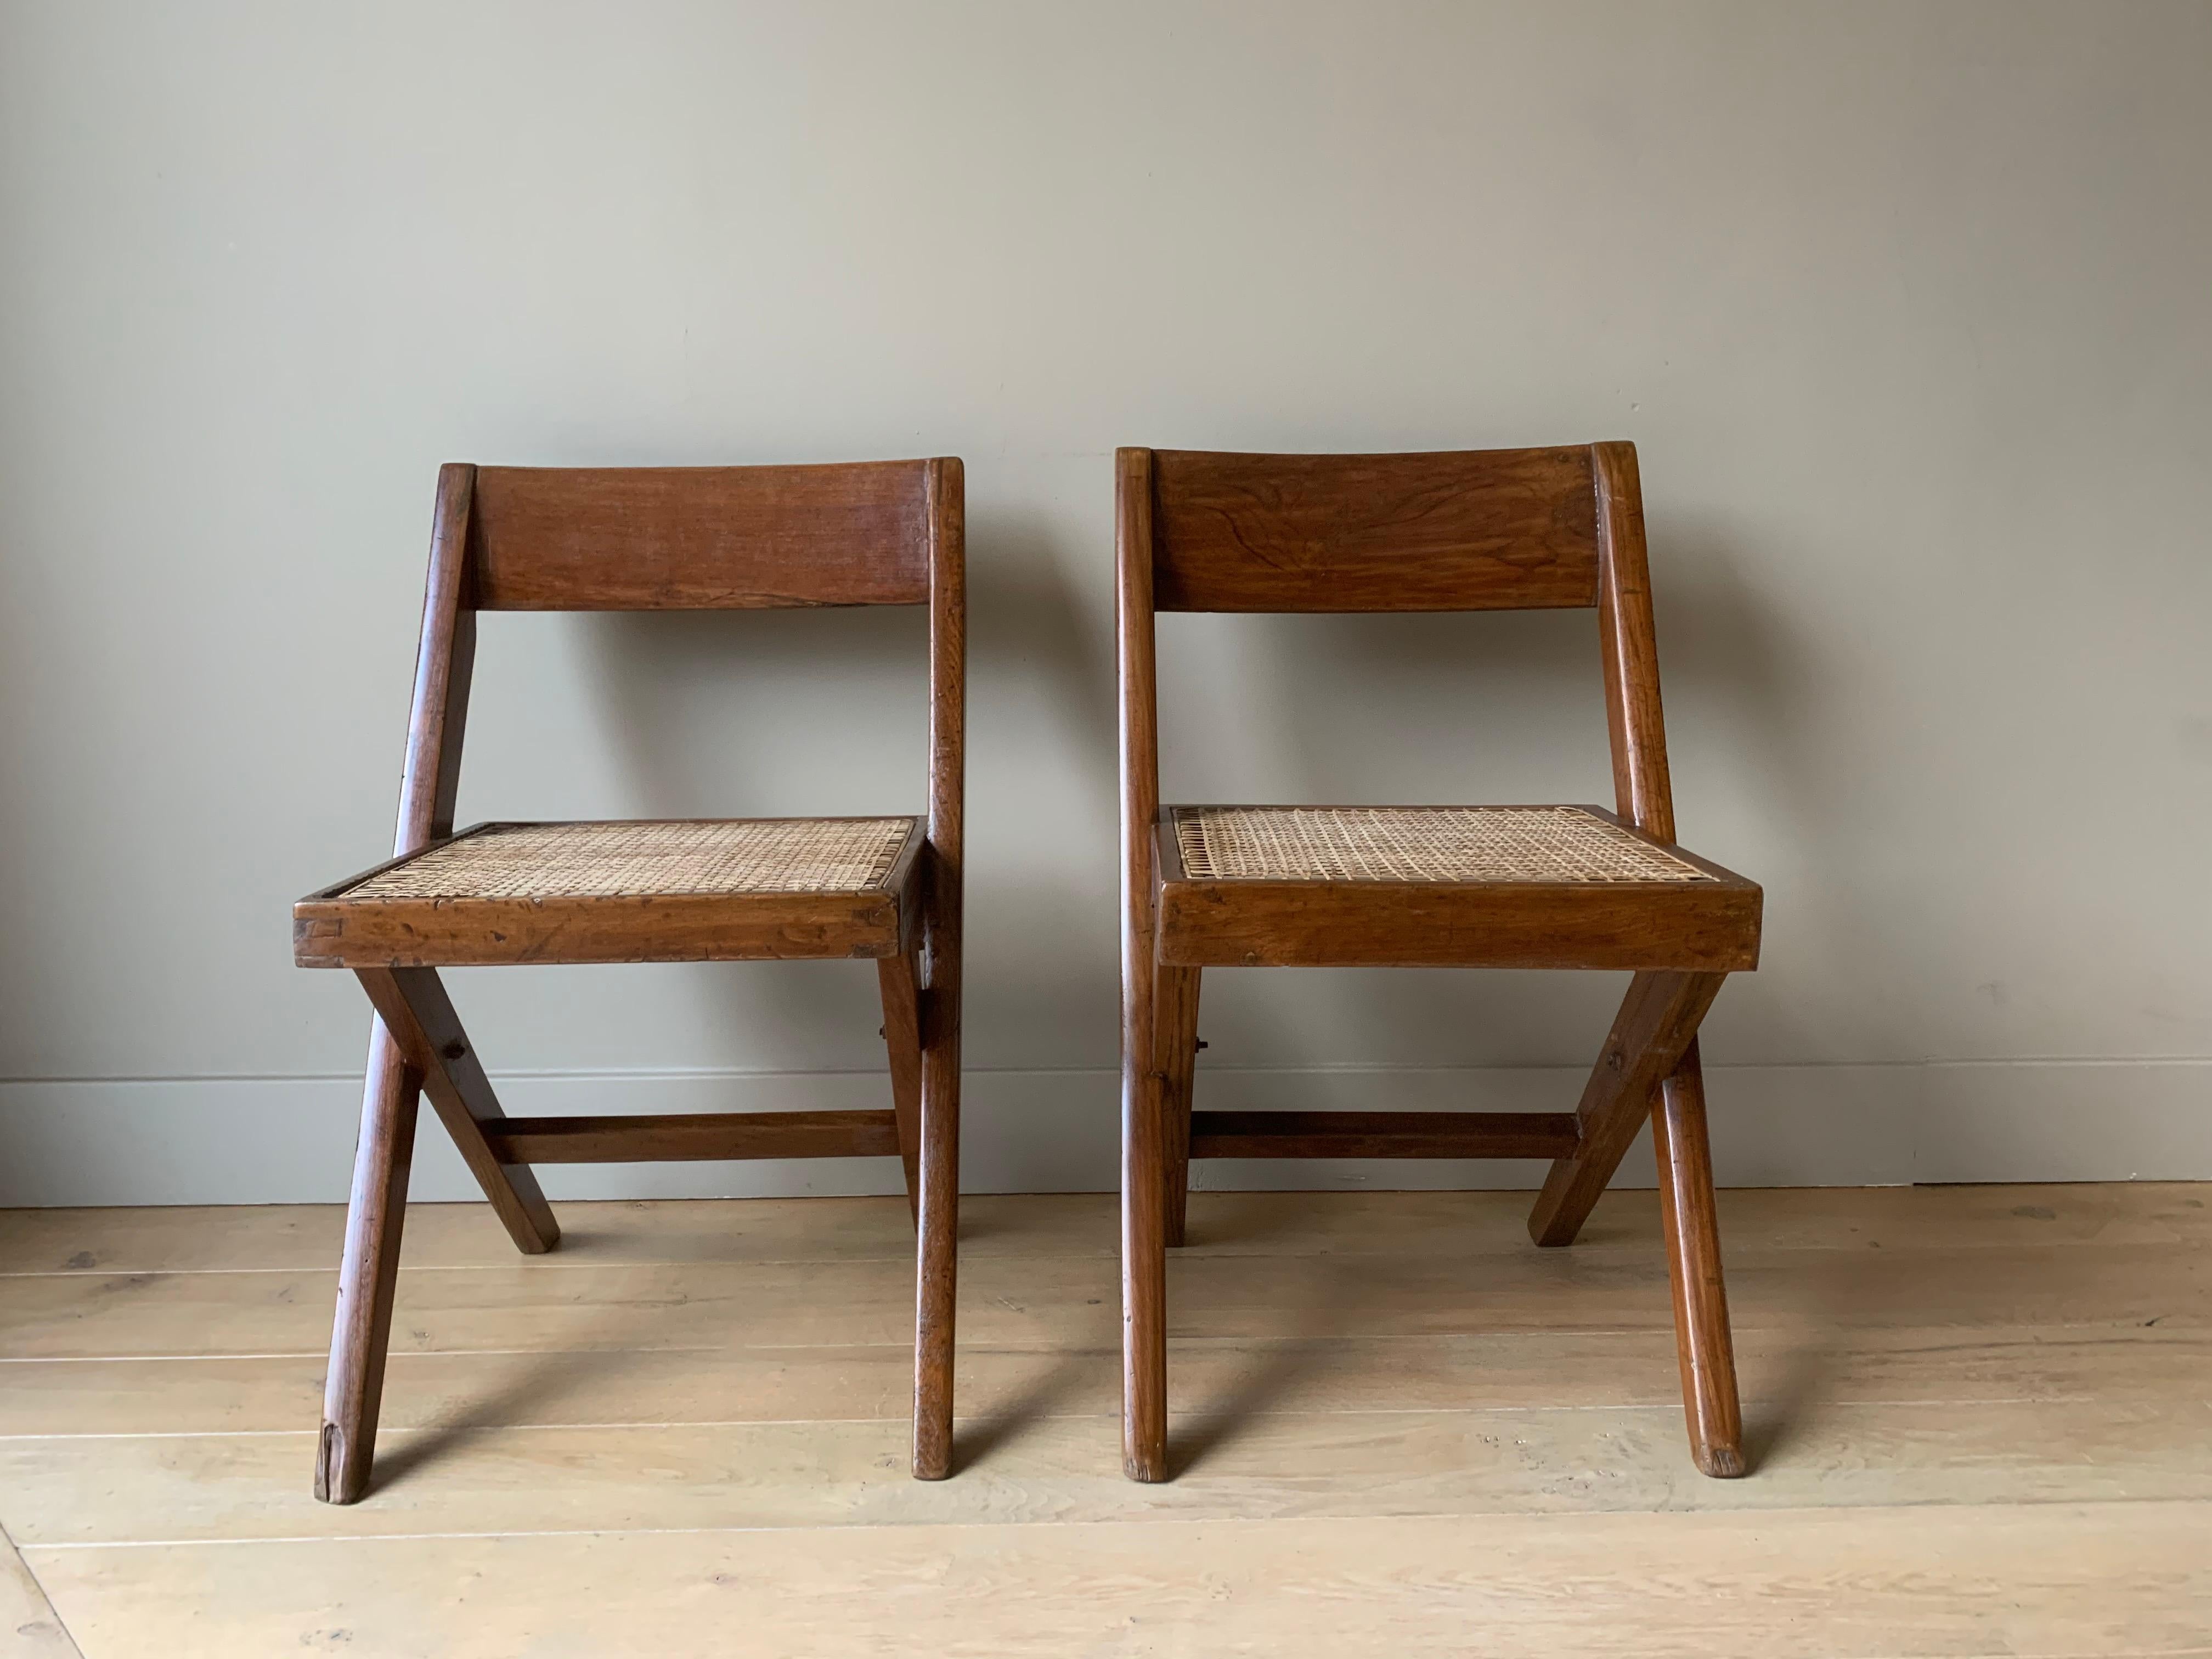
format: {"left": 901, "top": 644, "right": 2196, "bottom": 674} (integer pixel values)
{"left": 3, "top": 1, "right": 2207, "bottom": 1203}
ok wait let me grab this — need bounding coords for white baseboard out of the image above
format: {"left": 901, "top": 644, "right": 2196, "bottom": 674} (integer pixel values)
{"left": 1, "top": 1060, "right": 2205, "bottom": 1206}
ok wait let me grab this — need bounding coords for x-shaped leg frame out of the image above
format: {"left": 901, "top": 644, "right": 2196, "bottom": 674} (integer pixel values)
{"left": 320, "top": 952, "right": 960, "bottom": 1503}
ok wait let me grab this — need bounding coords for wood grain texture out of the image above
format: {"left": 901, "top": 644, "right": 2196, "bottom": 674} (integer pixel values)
{"left": 1188, "top": 1111, "right": 1581, "bottom": 1161}
{"left": 351, "top": 968, "right": 558, "bottom": 1256}
{"left": 479, "top": 1111, "right": 901, "bottom": 1164}
{"left": 294, "top": 822, "right": 923, "bottom": 967}
{"left": 1527, "top": 971, "right": 1726, "bottom": 1248}
{"left": 10, "top": 1322, "right": 2211, "bottom": 1442}
{"left": 14, "top": 1237, "right": 2205, "bottom": 1361}
{"left": 910, "top": 455, "right": 966, "bottom": 1481}
{"left": 15, "top": 1398, "right": 2212, "bottom": 1547}
{"left": 468, "top": 462, "right": 930, "bottom": 610}
{"left": 9, "top": 1185, "right": 2207, "bottom": 1277}
{"left": 5, "top": 1185, "right": 2211, "bottom": 1655}
{"left": 1155, "top": 965, "right": 1201, "bottom": 1248}
{"left": 1156, "top": 864, "right": 1761, "bottom": 970}
{"left": 877, "top": 952, "right": 926, "bottom": 1222}
{"left": 318, "top": 463, "right": 478, "bottom": 1506}
{"left": 1149, "top": 446, "right": 1600, "bottom": 612}
{"left": 313, "top": 1040, "right": 420, "bottom": 1505}
{"left": 1651, "top": 1042, "right": 1745, "bottom": 1476}
{"left": 1116, "top": 447, "right": 1170, "bottom": 1481}
{"left": 1593, "top": 441, "right": 1675, "bottom": 841}
{"left": 23, "top": 1504, "right": 2212, "bottom": 1657}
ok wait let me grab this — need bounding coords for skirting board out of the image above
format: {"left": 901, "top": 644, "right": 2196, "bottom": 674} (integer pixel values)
{"left": 1, "top": 1060, "right": 2206, "bottom": 1206}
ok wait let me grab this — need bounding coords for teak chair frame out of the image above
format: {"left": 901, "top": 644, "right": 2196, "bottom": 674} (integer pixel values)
{"left": 1115, "top": 441, "right": 1762, "bottom": 1482}
{"left": 295, "top": 459, "right": 964, "bottom": 1502}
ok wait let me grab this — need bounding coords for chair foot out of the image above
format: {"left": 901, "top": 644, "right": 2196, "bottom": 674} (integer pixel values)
{"left": 1124, "top": 1443, "right": 1170, "bottom": 1483}
{"left": 911, "top": 1433, "right": 952, "bottom": 1482}
{"left": 1691, "top": 1441, "right": 1748, "bottom": 1480}
{"left": 314, "top": 1421, "right": 366, "bottom": 1505}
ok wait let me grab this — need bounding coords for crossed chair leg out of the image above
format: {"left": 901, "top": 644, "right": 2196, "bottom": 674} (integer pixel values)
{"left": 1128, "top": 965, "right": 1745, "bottom": 1482}
{"left": 1525, "top": 970, "right": 1744, "bottom": 1480}
{"left": 317, "top": 959, "right": 958, "bottom": 1504}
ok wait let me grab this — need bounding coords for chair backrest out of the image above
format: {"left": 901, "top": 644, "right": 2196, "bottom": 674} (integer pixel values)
{"left": 1118, "top": 440, "right": 1677, "bottom": 854}
{"left": 390, "top": 459, "right": 964, "bottom": 873}
{"left": 467, "top": 461, "right": 933, "bottom": 610}
{"left": 1147, "top": 445, "right": 1600, "bottom": 613}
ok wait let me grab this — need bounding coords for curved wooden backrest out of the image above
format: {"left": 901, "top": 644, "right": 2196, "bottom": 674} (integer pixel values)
{"left": 467, "top": 461, "right": 932, "bottom": 610}
{"left": 1146, "top": 445, "right": 1600, "bottom": 613}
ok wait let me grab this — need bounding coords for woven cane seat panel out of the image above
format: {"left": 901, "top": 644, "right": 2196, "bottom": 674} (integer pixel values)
{"left": 1172, "top": 806, "right": 1710, "bottom": 885}
{"left": 341, "top": 819, "right": 915, "bottom": 902}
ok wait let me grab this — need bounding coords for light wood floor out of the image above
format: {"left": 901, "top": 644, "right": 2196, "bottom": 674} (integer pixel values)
{"left": 1, "top": 1183, "right": 2207, "bottom": 1656}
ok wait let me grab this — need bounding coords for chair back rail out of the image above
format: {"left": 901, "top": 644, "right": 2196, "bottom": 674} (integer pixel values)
{"left": 1148, "top": 445, "right": 1600, "bottom": 613}
{"left": 467, "top": 461, "right": 932, "bottom": 611}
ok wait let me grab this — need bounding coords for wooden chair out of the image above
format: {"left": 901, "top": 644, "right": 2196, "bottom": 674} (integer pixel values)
{"left": 293, "top": 459, "right": 964, "bottom": 1502}
{"left": 1116, "top": 443, "right": 1762, "bottom": 1482}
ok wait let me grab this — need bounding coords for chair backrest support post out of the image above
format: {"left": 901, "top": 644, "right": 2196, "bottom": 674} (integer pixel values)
{"left": 1592, "top": 442, "right": 1677, "bottom": 842}
{"left": 395, "top": 461, "right": 479, "bottom": 857}
{"left": 924, "top": 457, "right": 967, "bottom": 1029}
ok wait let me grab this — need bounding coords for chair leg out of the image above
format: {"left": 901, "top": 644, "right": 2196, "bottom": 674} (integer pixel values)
{"left": 910, "top": 934, "right": 961, "bottom": 1480}
{"left": 1155, "top": 966, "right": 1201, "bottom": 1249}
{"left": 1527, "top": 970, "right": 1725, "bottom": 1248}
{"left": 353, "top": 967, "right": 558, "bottom": 1255}
{"left": 878, "top": 953, "right": 924, "bottom": 1226}
{"left": 1652, "top": 1041, "right": 1745, "bottom": 1477}
{"left": 316, "top": 1022, "right": 421, "bottom": 1504}
{"left": 1122, "top": 955, "right": 1170, "bottom": 1482}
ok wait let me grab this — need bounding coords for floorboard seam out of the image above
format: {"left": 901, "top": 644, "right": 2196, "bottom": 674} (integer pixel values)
{"left": 19, "top": 1493, "right": 2212, "bottom": 1552}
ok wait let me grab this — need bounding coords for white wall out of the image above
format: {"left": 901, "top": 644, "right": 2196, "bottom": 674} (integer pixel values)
{"left": 2, "top": 1, "right": 2207, "bottom": 1203}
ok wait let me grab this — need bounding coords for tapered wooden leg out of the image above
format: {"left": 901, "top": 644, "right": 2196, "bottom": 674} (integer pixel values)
{"left": 1155, "top": 966, "right": 1201, "bottom": 1249}
{"left": 1651, "top": 1040, "right": 1745, "bottom": 1476}
{"left": 1528, "top": 970, "right": 1725, "bottom": 1248}
{"left": 316, "top": 1020, "right": 421, "bottom": 1504}
{"left": 878, "top": 953, "right": 924, "bottom": 1226}
{"left": 1122, "top": 952, "right": 1169, "bottom": 1482}
{"left": 911, "top": 925, "right": 961, "bottom": 1480}
{"left": 354, "top": 967, "right": 558, "bottom": 1255}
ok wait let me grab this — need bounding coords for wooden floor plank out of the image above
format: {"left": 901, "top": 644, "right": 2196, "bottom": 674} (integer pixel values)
{"left": 3, "top": 1323, "right": 2206, "bottom": 1439}
{"left": 4, "top": 1242, "right": 2203, "bottom": 1361}
{"left": 26, "top": 1503, "right": 2212, "bottom": 1658}
{"left": 6, "top": 1184, "right": 2210, "bottom": 1655}
{"left": 3, "top": 1183, "right": 2203, "bottom": 1275}
{"left": 5, "top": 1398, "right": 2210, "bottom": 1547}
